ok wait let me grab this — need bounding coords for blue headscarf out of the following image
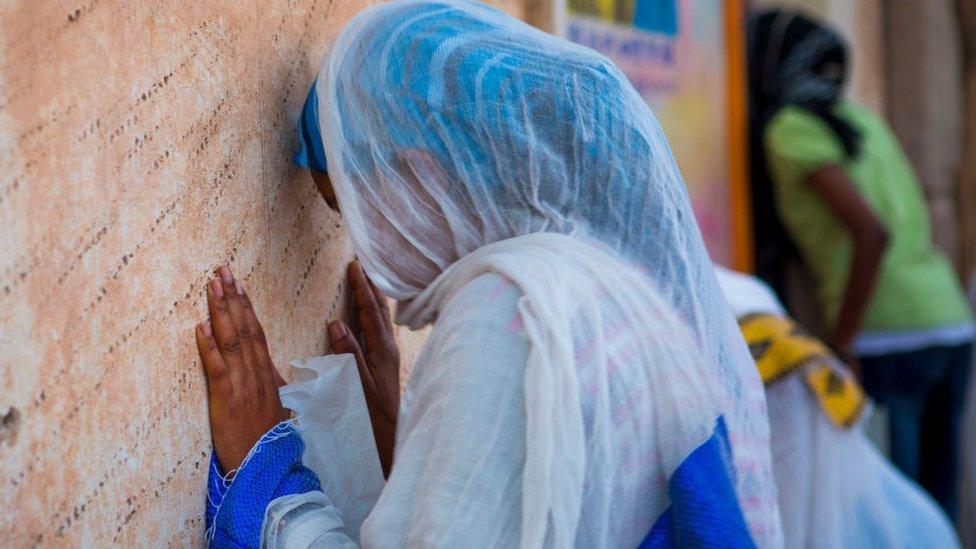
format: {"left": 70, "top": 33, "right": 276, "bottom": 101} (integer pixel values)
{"left": 293, "top": 79, "right": 329, "bottom": 173}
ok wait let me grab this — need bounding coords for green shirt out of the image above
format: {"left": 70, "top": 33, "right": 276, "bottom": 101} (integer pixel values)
{"left": 763, "top": 101, "right": 971, "bottom": 332}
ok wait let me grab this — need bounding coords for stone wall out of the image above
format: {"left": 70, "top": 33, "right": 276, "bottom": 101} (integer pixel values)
{"left": 0, "top": 1, "right": 516, "bottom": 546}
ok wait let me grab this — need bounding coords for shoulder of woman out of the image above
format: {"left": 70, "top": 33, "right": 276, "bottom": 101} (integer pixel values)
{"left": 419, "top": 272, "right": 529, "bottom": 371}
{"left": 763, "top": 105, "right": 847, "bottom": 169}
{"left": 405, "top": 272, "right": 529, "bottom": 406}
{"left": 764, "top": 105, "right": 834, "bottom": 146}
{"left": 436, "top": 271, "right": 524, "bottom": 331}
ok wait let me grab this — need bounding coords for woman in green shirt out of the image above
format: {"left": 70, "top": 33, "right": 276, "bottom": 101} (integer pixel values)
{"left": 748, "top": 9, "right": 973, "bottom": 518}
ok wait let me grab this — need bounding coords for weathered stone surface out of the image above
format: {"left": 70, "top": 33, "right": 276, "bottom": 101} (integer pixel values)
{"left": 0, "top": 0, "right": 539, "bottom": 545}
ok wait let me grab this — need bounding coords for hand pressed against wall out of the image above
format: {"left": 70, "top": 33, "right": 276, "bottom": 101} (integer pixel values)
{"left": 196, "top": 265, "right": 289, "bottom": 473}
{"left": 328, "top": 261, "right": 401, "bottom": 478}
{"left": 194, "top": 261, "right": 400, "bottom": 477}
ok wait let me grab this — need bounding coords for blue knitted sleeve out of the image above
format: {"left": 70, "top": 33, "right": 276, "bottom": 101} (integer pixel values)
{"left": 205, "top": 421, "right": 323, "bottom": 548}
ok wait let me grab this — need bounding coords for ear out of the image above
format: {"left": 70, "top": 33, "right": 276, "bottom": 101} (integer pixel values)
{"left": 310, "top": 169, "right": 339, "bottom": 212}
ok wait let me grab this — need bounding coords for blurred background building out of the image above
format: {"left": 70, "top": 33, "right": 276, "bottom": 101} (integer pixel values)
{"left": 529, "top": 0, "right": 975, "bottom": 334}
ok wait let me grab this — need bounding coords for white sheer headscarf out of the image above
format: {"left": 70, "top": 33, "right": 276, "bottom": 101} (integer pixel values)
{"left": 313, "top": 0, "right": 779, "bottom": 544}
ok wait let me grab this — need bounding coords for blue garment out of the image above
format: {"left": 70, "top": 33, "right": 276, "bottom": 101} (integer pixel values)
{"left": 640, "top": 417, "right": 755, "bottom": 548}
{"left": 206, "top": 422, "right": 322, "bottom": 548}
{"left": 205, "top": 417, "right": 754, "bottom": 547}
{"left": 293, "top": 80, "right": 329, "bottom": 173}
{"left": 861, "top": 342, "right": 973, "bottom": 519}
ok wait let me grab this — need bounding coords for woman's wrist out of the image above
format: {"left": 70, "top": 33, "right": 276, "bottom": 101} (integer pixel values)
{"left": 206, "top": 422, "right": 322, "bottom": 547}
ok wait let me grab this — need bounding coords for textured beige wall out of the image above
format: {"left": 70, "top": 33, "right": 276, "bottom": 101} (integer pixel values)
{"left": 0, "top": 2, "right": 366, "bottom": 546}
{"left": 0, "top": 0, "right": 519, "bottom": 546}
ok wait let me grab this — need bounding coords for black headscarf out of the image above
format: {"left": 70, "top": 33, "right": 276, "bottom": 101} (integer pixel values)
{"left": 746, "top": 9, "right": 861, "bottom": 299}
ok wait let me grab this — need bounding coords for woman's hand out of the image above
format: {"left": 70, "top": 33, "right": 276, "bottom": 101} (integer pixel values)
{"left": 327, "top": 261, "right": 400, "bottom": 477}
{"left": 196, "top": 265, "right": 289, "bottom": 473}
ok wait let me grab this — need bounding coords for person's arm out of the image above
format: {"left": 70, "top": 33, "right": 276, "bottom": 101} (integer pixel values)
{"left": 359, "top": 274, "right": 529, "bottom": 547}
{"left": 205, "top": 422, "right": 329, "bottom": 547}
{"left": 262, "top": 273, "right": 530, "bottom": 547}
{"left": 197, "top": 262, "right": 401, "bottom": 547}
{"left": 197, "top": 265, "right": 334, "bottom": 547}
{"left": 326, "top": 261, "right": 400, "bottom": 478}
{"left": 805, "top": 165, "right": 890, "bottom": 363}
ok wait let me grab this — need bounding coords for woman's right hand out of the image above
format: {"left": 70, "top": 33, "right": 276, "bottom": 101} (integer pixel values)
{"left": 328, "top": 261, "right": 401, "bottom": 477}
{"left": 196, "top": 265, "right": 289, "bottom": 473}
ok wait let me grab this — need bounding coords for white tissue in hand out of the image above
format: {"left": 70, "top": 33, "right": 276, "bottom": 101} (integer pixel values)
{"left": 279, "top": 354, "right": 384, "bottom": 540}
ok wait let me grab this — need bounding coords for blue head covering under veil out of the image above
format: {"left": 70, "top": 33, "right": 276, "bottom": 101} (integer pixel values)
{"left": 294, "top": 79, "right": 329, "bottom": 173}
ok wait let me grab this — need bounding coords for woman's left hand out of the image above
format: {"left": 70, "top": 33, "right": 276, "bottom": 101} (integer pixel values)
{"left": 327, "top": 261, "right": 401, "bottom": 478}
{"left": 196, "top": 265, "right": 290, "bottom": 473}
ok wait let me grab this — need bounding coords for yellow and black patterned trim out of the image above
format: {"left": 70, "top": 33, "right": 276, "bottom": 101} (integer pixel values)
{"left": 803, "top": 365, "right": 866, "bottom": 428}
{"left": 737, "top": 313, "right": 866, "bottom": 428}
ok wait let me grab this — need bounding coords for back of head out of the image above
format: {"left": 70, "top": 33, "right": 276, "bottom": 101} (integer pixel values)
{"left": 317, "top": 0, "right": 751, "bottom": 399}
{"left": 747, "top": 9, "right": 849, "bottom": 124}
